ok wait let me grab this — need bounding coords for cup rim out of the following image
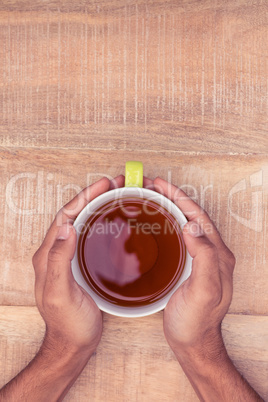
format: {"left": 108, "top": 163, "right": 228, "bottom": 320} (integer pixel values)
{"left": 71, "top": 187, "right": 192, "bottom": 317}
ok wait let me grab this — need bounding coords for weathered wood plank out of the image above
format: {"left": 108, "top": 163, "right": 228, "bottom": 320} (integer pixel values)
{"left": 0, "top": 2, "right": 267, "bottom": 402}
{"left": 0, "top": 148, "right": 267, "bottom": 315}
{"left": 0, "top": 307, "right": 267, "bottom": 401}
{"left": 0, "top": 1, "right": 267, "bottom": 153}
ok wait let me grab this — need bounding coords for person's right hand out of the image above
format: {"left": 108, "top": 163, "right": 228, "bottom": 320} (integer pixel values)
{"left": 154, "top": 177, "right": 236, "bottom": 362}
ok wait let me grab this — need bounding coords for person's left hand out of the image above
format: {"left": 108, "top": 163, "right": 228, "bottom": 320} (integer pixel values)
{"left": 32, "top": 175, "right": 124, "bottom": 356}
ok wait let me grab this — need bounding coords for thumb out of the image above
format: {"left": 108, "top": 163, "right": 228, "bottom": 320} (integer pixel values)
{"left": 183, "top": 221, "right": 220, "bottom": 281}
{"left": 46, "top": 223, "right": 77, "bottom": 289}
{"left": 183, "top": 221, "right": 215, "bottom": 259}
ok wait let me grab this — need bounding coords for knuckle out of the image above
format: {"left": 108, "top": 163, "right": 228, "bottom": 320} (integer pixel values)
{"left": 203, "top": 289, "right": 221, "bottom": 306}
{"left": 43, "top": 292, "right": 63, "bottom": 311}
{"left": 32, "top": 246, "right": 49, "bottom": 268}
{"left": 222, "top": 249, "right": 236, "bottom": 269}
{"left": 227, "top": 251, "right": 236, "bottom": 267}
{"left": 211, "top": 289, "right": 222, "bottom": 305}
{"left": 197, "top": 278, "right": 222, "bottom": 306}
{"left": 32, "top": 250, "right": 40, "bottom": 267}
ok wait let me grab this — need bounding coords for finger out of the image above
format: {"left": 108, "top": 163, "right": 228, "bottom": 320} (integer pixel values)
{"left": 110, "top": 174, "right": 125, "bottom": 190}
{"left": 218, "top": 269, "right": 233, "bottom": 309}
{"left": 154, "top": 176, "right": 213, "bottom": 226}
{"left": 183, "top": 221, "right": 222, "bottom": 305}
{"left": 182, "top": 206, "right": 235, "bottom": 280}
{"left": 154, "top": 177, "right": 227, "bottom": 251}
{"left": 44, "top": 223, "right": 77, "bottom": 301}
{"left": 43, "top": 177, "right": 110, "bottom": 250}
{"left": 218, "top": 252, "right": 235, "bottom": 306}
{"left": 183, "top": 221, "right": 216, "bottom": 259}
{"left": 143, "top": 176, "right": 154, "bottom": 190}
{"left": 32, "top": 248, "right": 48, "bottom": 308}
{"left": 58, "top": 177, "right": 110, "bottom": 224}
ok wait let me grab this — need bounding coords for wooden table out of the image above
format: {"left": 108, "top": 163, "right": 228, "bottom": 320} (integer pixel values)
{"left": 0, "top": 1, "right": 267, "bottom": 400}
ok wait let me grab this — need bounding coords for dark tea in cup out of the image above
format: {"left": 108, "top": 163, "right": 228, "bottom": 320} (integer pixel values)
{"left": 77, "top": 197, "right": 186, "bottom": 307}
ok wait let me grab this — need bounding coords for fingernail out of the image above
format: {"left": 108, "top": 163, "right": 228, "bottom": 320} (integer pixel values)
{"left": 57, "top": 224, "right": 73, "bottom": 240}
{"left": 184, "top": 222, "right": 203, "bottom": 237}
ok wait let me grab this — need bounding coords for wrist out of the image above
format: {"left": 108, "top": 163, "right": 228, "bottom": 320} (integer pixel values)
{"left": 171, "top": 328, "right": 229, "bottom": 371}
{"left": 176, "top": 343, "right": 231, "bottom": 375}
{"left": 43, "top": 329, "right": 98, "bottom": 360}
{"left": 39, "top": 334, "right": 94, "bottom": 374}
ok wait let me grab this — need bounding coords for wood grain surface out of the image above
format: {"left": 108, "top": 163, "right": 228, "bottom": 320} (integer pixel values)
{"left": 0, "top": 0, "right": 267, "bottom": 153}
{"left": 0, "top": 307, "right": 267, "bottom": 401}
{"left": 0, "top": 0, "right": 267, "bottom": 401}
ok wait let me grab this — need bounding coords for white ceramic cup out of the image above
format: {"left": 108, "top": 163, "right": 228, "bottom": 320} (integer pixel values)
{"left": 71, "top": 162, "right": 192, "bottom": 318}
